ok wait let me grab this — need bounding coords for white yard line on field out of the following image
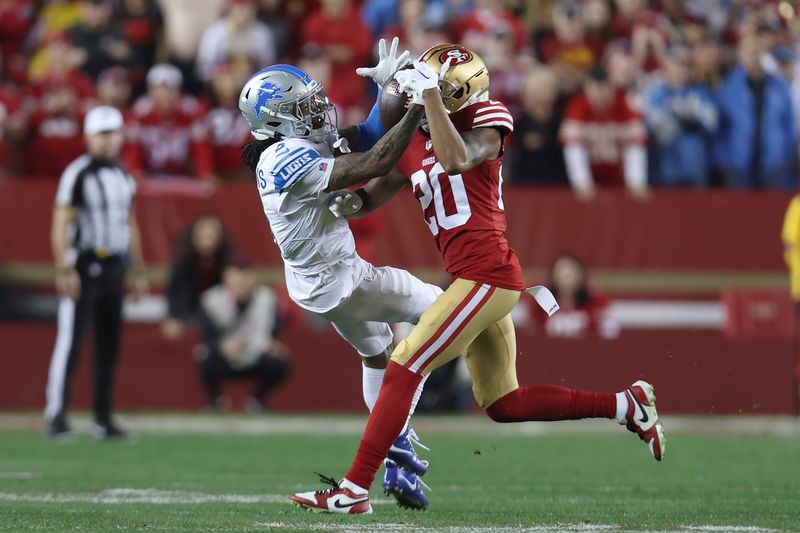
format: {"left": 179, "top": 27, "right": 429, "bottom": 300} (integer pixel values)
{"left": 681, "top": 525, "right": 781, "bottom": 533}
{"left": 0, "top": 488, "right": 396, "bottom": 506}
{"left": 255, "top": 523, "right": 621, "bottom": 533}
{"left": 0, "top": 490, "right": 785, "bottom": 533}
{"left": 0, "top": 471, "right": 38, "bottom": 479}
{"left": 256, "top": 523, "right": 786, "bottom": 533}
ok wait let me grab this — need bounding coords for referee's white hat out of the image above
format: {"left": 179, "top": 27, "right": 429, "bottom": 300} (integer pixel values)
{"left": 84, "top": 106, "right": 124, "bottom": 135}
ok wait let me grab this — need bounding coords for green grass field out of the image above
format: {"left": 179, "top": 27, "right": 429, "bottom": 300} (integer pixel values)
{"left": 0, "top": 414, "right": 798, "bottom": 532}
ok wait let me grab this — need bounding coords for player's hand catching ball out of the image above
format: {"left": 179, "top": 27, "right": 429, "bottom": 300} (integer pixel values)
{"left": 394, "top": 59, "right": 451, "bottom": 105}
{"left": 356, "top": 37, "right": 411, "bottom": 87}
{"left": 328, "top": 190, "right": 363, "bottom": 218}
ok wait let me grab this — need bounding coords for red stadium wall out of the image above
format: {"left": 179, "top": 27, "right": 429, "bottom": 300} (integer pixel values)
{"left": 0, "top": 182, "right": 796, "bottom": 414}
{"left": 0, "top": 181, "right": 790, "bottom": 272}
{"left": 0, "top": 323, "right": 796, "bottom": 415}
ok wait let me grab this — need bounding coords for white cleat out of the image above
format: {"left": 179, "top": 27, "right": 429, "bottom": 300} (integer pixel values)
{"left": 290, "top": 473, "right": 373, "bottom": 514}
{"left": 624, "top": 380, "right": 666, "bottom": 461}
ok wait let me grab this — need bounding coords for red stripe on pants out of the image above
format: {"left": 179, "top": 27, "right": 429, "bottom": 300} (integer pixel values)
{"left": 414, "top": 285, "right": 495, "bottom": 374}
{"left": 403, "top": 283, "right": 483, "bottom": 370}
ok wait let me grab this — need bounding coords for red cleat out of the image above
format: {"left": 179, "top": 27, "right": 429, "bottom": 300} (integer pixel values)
{"left": 290, "top": 473, "right": 373, "bottom": 514}
{"left": 624, "top": 380, "right": 666, "bottom": 461}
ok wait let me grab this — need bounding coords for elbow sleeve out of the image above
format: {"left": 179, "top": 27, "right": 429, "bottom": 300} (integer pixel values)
{"left": 564, "top": 144, "right": 593, "bottom": 189}
{"left": 623, "top": 145, "right": 647, "bottom": 189}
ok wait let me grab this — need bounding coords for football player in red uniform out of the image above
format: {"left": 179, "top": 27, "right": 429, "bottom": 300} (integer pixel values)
{"left": 291, "top": 44, "right": 666, "bottom": 515}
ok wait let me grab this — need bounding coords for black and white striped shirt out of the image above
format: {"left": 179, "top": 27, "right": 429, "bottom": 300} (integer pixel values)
{"left": 55, "top": 154, "right": 137, "bottom": 256}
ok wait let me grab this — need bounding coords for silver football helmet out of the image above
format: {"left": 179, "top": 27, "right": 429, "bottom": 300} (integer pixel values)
{"left": 239, "top": 64, "right": 337, "bottom": 143}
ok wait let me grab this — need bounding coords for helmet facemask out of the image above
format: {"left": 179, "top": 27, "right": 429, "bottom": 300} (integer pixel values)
{"left": 285, "top": 87, "right": 338, "bottom": 143}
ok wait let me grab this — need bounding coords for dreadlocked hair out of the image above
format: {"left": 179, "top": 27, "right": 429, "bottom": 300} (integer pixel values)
{"left": 241, "top": 138, "right": 279, "bottom": 173}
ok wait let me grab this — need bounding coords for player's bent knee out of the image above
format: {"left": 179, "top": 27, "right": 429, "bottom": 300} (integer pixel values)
{"left": 389, "top": 339, "right": 415, "bottom": 367}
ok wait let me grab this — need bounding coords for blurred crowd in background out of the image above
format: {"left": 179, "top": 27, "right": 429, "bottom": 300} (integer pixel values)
{"left": 1, "top": 0, "right": 800, "bottom": 193}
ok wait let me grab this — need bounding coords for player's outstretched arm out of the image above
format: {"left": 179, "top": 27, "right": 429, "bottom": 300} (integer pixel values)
{"left": 421, "top": 88, "right": 502, "bottom": 174}
{"left": 335, "top": 37, "right": 412, "bottom": 154}
{"left": 348, "top": 169, "right": 407, "bottom": 218}
{"left": 324, "top": 104, "right": 424, "bottom": 192}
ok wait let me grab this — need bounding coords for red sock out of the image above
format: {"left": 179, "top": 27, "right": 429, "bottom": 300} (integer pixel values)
{"left": 486, "top": 385, "right": 616, "bottom": 422}
{"left": 345, "top": 362, "right": 422, "bottom": 490}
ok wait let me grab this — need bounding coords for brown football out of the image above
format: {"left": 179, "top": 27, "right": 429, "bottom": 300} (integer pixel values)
{"left": 379, "top": 70, "right": 412, "bottom": 129}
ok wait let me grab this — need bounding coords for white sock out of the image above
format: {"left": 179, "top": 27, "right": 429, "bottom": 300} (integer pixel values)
{"left": 401, "top": 373, "right": 429, "bottom": 434}
{"left": 615, "top": 391, "right": 629, "bottom": 424}
{"left": 340, "top": 477, "right": 368, "bottom": 495}
{"left": 361, "top": 365, "right": 385, "bottom": 412}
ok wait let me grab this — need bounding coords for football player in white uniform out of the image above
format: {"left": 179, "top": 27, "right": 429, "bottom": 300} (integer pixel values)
{"left": 238, "top": 39, "right": 435, "bottom": 508}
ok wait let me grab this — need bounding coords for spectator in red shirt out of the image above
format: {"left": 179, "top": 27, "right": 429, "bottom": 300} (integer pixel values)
{"left": 27, "top": 33, "right": 95, "bottom": 98}
{"left": 451, "top": 0, "right": 529, "bottom": 54}
{"left": 300, "top": 0, "right": 373, "bottom": 112}
{"left": 206, "top": 64, "right": 251, "bottom": 181}
{"left": 298, "top": 42, "right": 365, "bottom": 125}
{"left": 560, "top": 65, "right": 648, "bottom": 200}
{"left": 23, "top": 83, "right": 88, "bottom": 179}
{"left": 124, "top": 63, "right": 215, "bottom": 181}
{"left": 97, "top": 67, "right": 134, "bottom": 112}
{"left": 533, "top": 254, "right": 619, "bottom": 339}
{"left": 0, "top": 0, "right": 34, "bottom": 61}
{"left": 22, "top": 33, "right": 95, "bottom": 179}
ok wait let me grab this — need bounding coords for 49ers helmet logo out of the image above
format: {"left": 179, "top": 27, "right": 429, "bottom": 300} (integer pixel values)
{"left": 438, "top": 48, "right": 472, "bottom": 65}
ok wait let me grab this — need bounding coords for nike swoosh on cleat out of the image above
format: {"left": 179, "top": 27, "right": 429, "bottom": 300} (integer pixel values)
{"left": 628, "top": 388, "right": 649, "bottom": 424}
{"left": 401, "top": 479, "right": 418, "bottom": 491}
{"left": 332, "top": 498, "right": 368, "bottom": 509}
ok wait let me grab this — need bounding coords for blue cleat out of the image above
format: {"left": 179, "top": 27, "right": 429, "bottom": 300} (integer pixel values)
{"left": 381, "top": 459, "right": 429, "bottom": 510}
{"left": 388, "top": 428, "right": 429, "bottom": 476}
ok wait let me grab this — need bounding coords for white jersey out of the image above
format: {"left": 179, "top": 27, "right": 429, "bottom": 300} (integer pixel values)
{"left": 256, "top": 137, "right": 364, "bottom": 312}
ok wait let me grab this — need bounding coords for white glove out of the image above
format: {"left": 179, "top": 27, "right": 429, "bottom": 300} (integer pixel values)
{"left": 328, "top": 190, "right": 363, "bottom": 218}
{"left": 356, "top": 37, "right": 411, "bottom": 87}
{"left": 394, "top": 58, "right": 452, "bottom": 105}
{"left": 332, "top": 136, "right": 351, "bottom": 155}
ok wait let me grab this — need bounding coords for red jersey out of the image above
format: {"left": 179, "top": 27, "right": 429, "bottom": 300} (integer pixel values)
{"left": 560, "top": 90, "right": 645, "bottom": 186}
{"left": 299, "top": 6, "right": 372, "bottom": 108}
{"left": 124, "top": 95, "right": 214, "bottom": 179}
{"left": 450, "top": 9, "right": 529, "bottom": 53}
{"left": 206, "top": 106, "right": 251, "bottom": 180}
{"left": 25, "top": 108, "right": 86, "bottom": 178}
{"left": 396, "top": 99, "right": 524, "bottom": 291}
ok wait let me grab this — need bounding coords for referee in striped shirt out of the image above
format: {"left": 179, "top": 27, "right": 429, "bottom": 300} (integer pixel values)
{"left": 45, "top": 106, "right": 148, "bottom": 439}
